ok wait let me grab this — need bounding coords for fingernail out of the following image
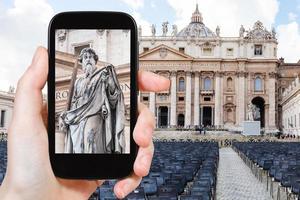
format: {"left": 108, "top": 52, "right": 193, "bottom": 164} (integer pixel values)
{"left": 32, "top": 47, "right": 41, "bottom": 64}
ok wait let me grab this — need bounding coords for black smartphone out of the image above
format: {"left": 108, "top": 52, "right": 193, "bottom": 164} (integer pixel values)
{"left": 47, "top": 12, "right": 138, "bottom": 179}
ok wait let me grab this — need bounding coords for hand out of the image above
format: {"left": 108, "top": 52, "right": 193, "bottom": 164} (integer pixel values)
{"left": 58, "top": 111, "right": 67, "bottom": 132}
{"left": 0, "top": 47, "right": 170, "bottom": 200}
{"left": 101, "top": 104, "right": 108, "bottom": 119}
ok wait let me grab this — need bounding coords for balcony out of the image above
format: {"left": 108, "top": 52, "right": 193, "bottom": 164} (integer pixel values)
{"left": 200, "top": 90, "right": 214, "bottom": 95}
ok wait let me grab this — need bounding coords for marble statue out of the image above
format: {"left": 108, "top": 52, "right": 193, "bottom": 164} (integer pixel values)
{"left": 272, "top": 27, "right": 276, "bottom": 38}
{"left": 162, "top": 21, "right": 169, "bottom": 36}
{"left": 59, "top": 47, "right": 125, "bottom": 154}
{"left": 58, "top": 29, "right": 67, "bottom": 41}
{"left": 246, "top": 103, "right": 254, "bottom": 121}
{"left": 239, "top": 25, "right": 245, "bottom": 37}
{"left": 246, "top": 103, "right": 260, "bottom": 121}
{"left": 171, "top": 24, "right": 178, "bottom": 37}
{"left": 216, "top": 26, "right": 220, "bottom": 37}
{"left": 8, "top": 86, "right": 15, "bottom": 93}
{"left": 151, "top": 24, "right": 156, "bottom": 37}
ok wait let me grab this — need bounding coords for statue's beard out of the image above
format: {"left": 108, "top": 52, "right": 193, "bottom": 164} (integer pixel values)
{"left": 84, "top": 65, "right": 94, "bottom": 77}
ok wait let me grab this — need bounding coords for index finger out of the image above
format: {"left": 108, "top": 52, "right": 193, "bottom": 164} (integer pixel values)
{"left": 138, "top": 70, "right": 170, "bottom": 92}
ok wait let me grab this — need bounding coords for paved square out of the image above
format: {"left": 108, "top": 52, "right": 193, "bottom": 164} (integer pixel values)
{"left": 216, "top": 148, "right": 272, "bottom": 200}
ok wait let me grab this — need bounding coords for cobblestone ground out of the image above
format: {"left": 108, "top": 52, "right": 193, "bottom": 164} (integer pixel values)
{"left": 216, "top": 148, "right": 272, "bottom": 200}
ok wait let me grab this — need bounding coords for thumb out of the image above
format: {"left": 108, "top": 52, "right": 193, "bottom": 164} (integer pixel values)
{"left": 10, "top": 46, "right": 48, "bottom": 134}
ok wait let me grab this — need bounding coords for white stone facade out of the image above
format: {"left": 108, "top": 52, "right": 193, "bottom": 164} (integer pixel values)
{"left": 139, "top": 5, "right": 278, "bottom": 132}
{"left": 56, "top": 29, "right": 130, "bottom": 66}
{"left": 281, "top": 77, "right": 300, "bottom": 136}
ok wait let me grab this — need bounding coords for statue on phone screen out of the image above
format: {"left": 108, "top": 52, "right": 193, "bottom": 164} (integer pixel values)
{"left": 59, "top": 47, "right": 125, "bottom": 154}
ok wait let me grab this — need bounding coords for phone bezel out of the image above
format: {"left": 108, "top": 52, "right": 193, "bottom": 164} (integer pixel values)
{"left": 48, "top": 11, "right": 138, "bottom": 179}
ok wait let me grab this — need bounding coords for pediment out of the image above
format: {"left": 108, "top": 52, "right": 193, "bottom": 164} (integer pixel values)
{"left": 139, "top": 44, "right": 193, "bottom": 61}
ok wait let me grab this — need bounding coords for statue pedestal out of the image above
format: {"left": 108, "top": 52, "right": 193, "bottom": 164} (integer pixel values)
{"left": 243, "top": 121, "right": 260, "bottom": 136}
{"left": 55, "top": 131, "right": 66, "bottom": 153}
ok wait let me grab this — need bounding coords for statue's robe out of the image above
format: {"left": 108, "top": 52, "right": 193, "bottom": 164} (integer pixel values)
{"left": 63, "top": 65, "right": 125, "bottom": 153}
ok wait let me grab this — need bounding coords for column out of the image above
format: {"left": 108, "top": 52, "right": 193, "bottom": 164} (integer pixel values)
{"left": 237, "top": 70, "right": 246, "bottom": 126}
{"left": 268, "top": 72, "right": 276, "bottom": 130}
{"left": 212, "top": 107, "right": 215, "bottom": 126}
{"left": 265, "top": 104, "right": 269, "bottom": 128}
{"left": 149, "top": 92, "right": 156, "bottom": 127}
{"left": 220, "top": 74, "right": 224, "bottom": 127}
{"left": 170, "top": 71, "right": 177, "bottom": 127}
{"left": 200, "top": 106, "right": 203, "bottom": 125}
{"left": 214, "top": 72, "right": 221, "bottom": 126}
{"left": 149, "top": 92, "right": 155, "bottom": 114}
{"left": 168, "top": 106, "right": 170, "bottom": 128}
{"left": 185, "top": 71, "right": 192, "bottom": 127}
{"left": 238, "top": 72, "right": 246, "bottom": 125}
{"left": 156, "top": 107, "right": 159, "bottom": 127}
{"left": 194, "top": 72, "right": 200, "bottom": 126}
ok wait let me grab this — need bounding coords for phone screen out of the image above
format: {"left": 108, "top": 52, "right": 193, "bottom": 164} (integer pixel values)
{"left": 54, "top": 29, "right": 131, "bottom": 154}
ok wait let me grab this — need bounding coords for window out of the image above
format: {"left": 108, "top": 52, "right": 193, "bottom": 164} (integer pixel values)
{"left": 226, "top": 48, "right": 234, "bottom": 56}
{"left": 179, "top": 47, "right": 185, "bottom": 53}
{"left": 254, "top": 77, "right": 262, "bottom": 91}
{"left": 204, "top": 77, "right": 212, "bottom": 90}
{"left": 274, "top": 47, "right": 277, "bottom": 57}
{"left": 178, "top": 77, "right": 185, "bottom": 91}
{"left": 179, "top": 97, "right": 184, "bottom": 101}
{"left": 0, "top": 110, "right": 5, "bottom": 127}
{"left": 254, "top": 44, "right": 263, "bottom": 55}
{"left": 204, "top": 97, "right": 211, "bottom": 101}
{"left": 227, "top": 77, "right": 233, "bottom": 90}
{"left": 143, "top": 47, "right": 149, "bottom": 52}
{"left": 143, "top": 96, "right": 149, "bottom": 101}
{"left": 159, "top": 95, "right": 168, "bottom": 101}
{"left": 74, "top": 44, "right": 90, "bottom": 56}
{"left": 295, "top": 115, "right": 297, "bottom": 128}
{"left": 202, "top": 47, "right": 212, "bottom": 56}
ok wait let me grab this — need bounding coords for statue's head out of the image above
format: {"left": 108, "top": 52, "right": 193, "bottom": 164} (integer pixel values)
{"left": 79, "top": 47, "right": 99, "bottom": 76}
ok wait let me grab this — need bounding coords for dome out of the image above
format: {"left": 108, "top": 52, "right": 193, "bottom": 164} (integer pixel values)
{"left": 176, "top": 4, "right": 216, "bottom": 38}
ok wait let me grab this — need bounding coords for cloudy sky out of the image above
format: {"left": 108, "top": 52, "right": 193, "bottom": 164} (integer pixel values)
{"left": 0, "top": 0, "right": 300, "bottom": 91}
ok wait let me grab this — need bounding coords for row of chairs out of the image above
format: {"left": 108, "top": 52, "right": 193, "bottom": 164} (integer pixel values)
{"left": 0, "top": 141, "right": 219, "bottom": 200}
{"left": 233, "top": 142, "right": 300, "bottom": 199}
{"left": 90, "top": 141, "right": 219, "bottom": 200}
{"left": 0, "top": 141, "right": 7, "bottom": 185}
{"left": 180, "top": 143, "right": 219, "bottom": 200}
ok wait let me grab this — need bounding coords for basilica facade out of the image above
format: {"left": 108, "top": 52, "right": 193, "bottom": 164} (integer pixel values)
{"left": 1, "top": 5, "right": 299, "bottom": 139}
{"left": 139, "top": 5, "right": 279, "bottom": 132}
{"left": 50, "top": 4, "right": 300, "bottom": 134}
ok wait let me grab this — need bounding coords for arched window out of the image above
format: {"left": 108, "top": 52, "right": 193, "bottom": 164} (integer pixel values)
{"left": 178, "top": 77, "right": 185, "bottom": 91}
{"left": 227, "top": 77, "right": 233, "bottom": 90}
{"left": 204, "top": 77, "right": 211, "bottom": 90}
{"left": 254, "top": 77, "right": 262, "bottom": 91}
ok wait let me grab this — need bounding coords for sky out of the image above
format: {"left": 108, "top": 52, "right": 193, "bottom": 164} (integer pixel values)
{"left": 0, "top": 0, "right": 300, "bottom": 91}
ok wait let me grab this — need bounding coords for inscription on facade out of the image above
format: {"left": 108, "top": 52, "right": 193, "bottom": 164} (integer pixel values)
{"left": 55, "top": 83, "right": 130, "bottom": 101}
